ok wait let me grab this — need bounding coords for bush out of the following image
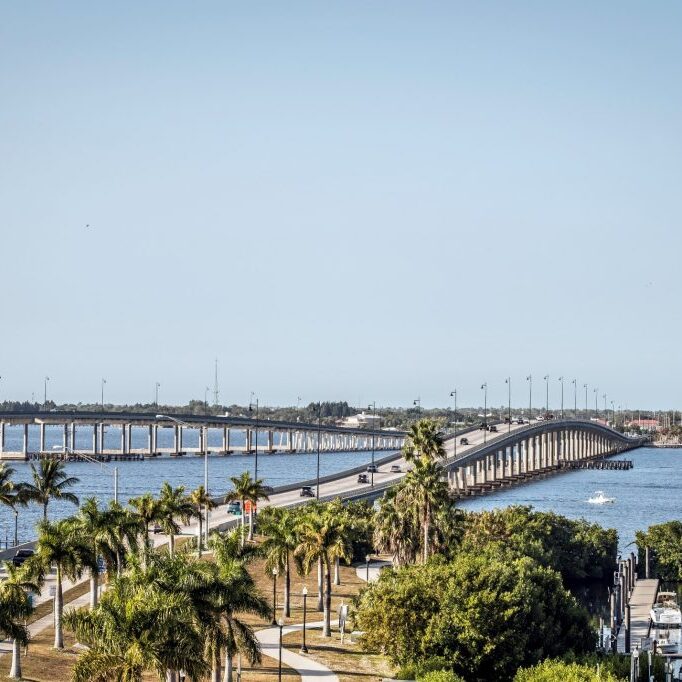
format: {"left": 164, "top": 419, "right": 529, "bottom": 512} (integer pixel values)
{"left": 514, "top": 659, "right": 623, "bottom": 681}
{"left": 635, "top": 521, "right": 682, "bottom": 580}
{"left": 418, "top": 671, "right": 466, "bottom": 682}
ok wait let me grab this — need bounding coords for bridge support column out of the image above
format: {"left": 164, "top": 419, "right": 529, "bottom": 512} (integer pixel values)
{"left": 0, "top": 421, "right": 4, "bottom": 454}
{"left": 121, "top": 425, "right": 126, "bottom": 455}
{"left": 101, "top": 423, "right": 106, "bottom": 455}
{"left": 147, "top": 425, "right": 153, "bottom": 456}
{"left": 70, "top": 422, "right": 76, "bottom": 452}
{"left": 178, "top": 426, "right": 183, "bottom": 453}
{"left": 267, "top": 430, "right": 274, "bottom": 453}
{"left": 93, "top": 425, "right": 98, "bottom": 455}
{"left": 127, "top": 424, "right": 133, "bottom": 453}
{"left": 22, "top": 424, "right": 29, "bottom": 457}
{"left": 39, "top": 423, "right": 45, "bottom": 453}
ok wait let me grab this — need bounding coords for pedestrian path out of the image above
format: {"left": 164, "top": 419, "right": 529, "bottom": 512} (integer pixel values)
{"left": 355, "top": 559, "right": 391, "bottom": 583}
{"left": 256, "top": 620, "right": 338, "bottom": 682}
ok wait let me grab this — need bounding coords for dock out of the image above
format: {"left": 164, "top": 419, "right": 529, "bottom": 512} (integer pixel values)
{"left": 618, "top": 578, "right": 659, "bottom": 652}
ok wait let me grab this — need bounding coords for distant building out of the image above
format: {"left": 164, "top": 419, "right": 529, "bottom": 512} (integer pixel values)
{"left": 626, "top": 418, "right": 660, "bottom": 431}
{"left": 339, "top": 412, "right": 382, "bottom": 429}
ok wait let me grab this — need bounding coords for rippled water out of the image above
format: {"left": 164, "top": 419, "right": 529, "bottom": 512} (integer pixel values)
{"left": 458, "top": 447, "right": 682, "bottom": 552}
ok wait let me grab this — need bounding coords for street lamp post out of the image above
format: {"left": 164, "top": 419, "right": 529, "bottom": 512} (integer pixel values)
{"left": 315, "top": 402, "right": 322, "bottom": 499}
{"left": 365, "top": 554, "right": 371, "bottom": 582}
{"left": 603, "top": 393, "right": 607, "bottom": 416}
{"left": 543, "top": 375, "right": 549, "bottom": 415}
{"left": 249, "top": 395, "right": 259, "bottom": 482}
{"left": 101, "top": 378, "right": 106, "bottom": 408}
{"left": 156, "top": 414, "right": 209, "bottom": 549}
{"left": 572, "top": 379, "right": 577, "bottom": 417}
{"left": 413, "top": 398, "right": 421, "bottom": 416}
{"left": 584, "top": 384, "right": 588, "bottom": 415}
{"left": 63, "top": 446, "right": 119, "bottom": 503}
{"left": 505, "top": 378, "right": 511, "bottom": 432}
{"left": 368, "top": 402, "right": 377, "bottom": 487}
{"left": 43, "top": 376, "right": 50, "bottom": 408}
{"left": 204, "top": 387, "right": 210, "bottom": 414}
{"left": 300, "top": 586, "right": 309, "bottom": 654}
{"left": 449, "top": 390, "right": 457, "bottom": 459}
{"left": 155, "top": 382, "right": 160, "bottom": 407}
{"left": 594, "top": 388, "right": 599, "bottom": 418}
{"left": 526, "top": 375, "right": 532, "bottom": 422}
{"left": 277, "top": 618, "right": 284, "bottom": 682}
{"left": 558, "top": 377, "right": 564, "bottom": 419}
{"left": 271, "top": 567, "right": 279, "bottom": 625}
{"left": 611, "top": 401, "right": 615, "bottom": 425}
{"left": 481, "top": 383, "right": 487, "bottom": 443}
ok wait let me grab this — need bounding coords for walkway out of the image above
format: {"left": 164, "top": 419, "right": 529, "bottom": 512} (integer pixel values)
{"left": 355, "top": 559, "right": 392, "bottom": 583}
{"left": 617, "top": 578, "right": 659, "bottom": 652}
{"left": 256, "top": 620, "right": 338, "bottom": 682}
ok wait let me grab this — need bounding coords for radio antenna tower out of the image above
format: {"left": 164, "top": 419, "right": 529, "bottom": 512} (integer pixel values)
{"left": 213, "top": 358, "right": 220, "bottom": 406}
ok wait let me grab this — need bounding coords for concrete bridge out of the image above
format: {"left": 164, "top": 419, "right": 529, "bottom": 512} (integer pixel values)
{"left": 0, "top": 411, "right": 405, "bottom": 461}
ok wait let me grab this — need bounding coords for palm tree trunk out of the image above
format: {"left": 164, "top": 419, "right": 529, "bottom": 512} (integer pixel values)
{"left": 211, "top": 647, "right": 222, "bottom": 682}
{"left": 197, "top": 509, "right": 203, "bottom": 557}
{"left": 43, "top": 501, "right": 48, "bottom": 521}
{"left": 9, "top": 638, "right": 21, "bottom": 679}
{"left": 240, "top": 498, "right": 246, "bottom": 547}
{"left": 169, "top": 532, "right": 175, "bottom": 557}
{"left": 248, "top": 502, "right": 254, "bottom": 541}
{"left": 284, "top": 554, "right": 291, "bottom": 618}
{"left": 165, "top": 671, "right": 178, "bottom": 682}
{"left": 90, "top": 568, "right": 98, "bottom": 609}
{"left": 223, "top": 651, "right": 233, "bottom": 682}
{"left": 323, "top": 555, "right": 332, "bottom": 637}
{"left": 423, "top": 505, "right": 431, "bottom": 564}
{"left": 334, "top": 556, "right": 340, "bottom": 585}
{"left": 317, "top": 556, "right": 323, "bottom": 611}
{"left": 54, "top": 565, "right": 64, "bottom": 649}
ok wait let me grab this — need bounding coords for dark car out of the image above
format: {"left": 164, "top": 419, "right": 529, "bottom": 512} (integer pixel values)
{"left": 366, "top": 464, "right": 378, "bottom": 473}
{"left": 357, "top": 473, "right": 369, "bottom": 484}
{"left": 487, "top": 425, "right": 498, "bottom": 432}
{"left": 459, "top": 437, "right": 469, "bottom": 446}
{"left": 300, "top": 486, "right": 315, "bottom": 498}
{"left": 12, "top": 549, "right": 34, "bottom": 567}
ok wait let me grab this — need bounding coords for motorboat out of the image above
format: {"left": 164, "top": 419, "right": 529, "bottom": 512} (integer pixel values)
{"left": 651, "top": 592, "right": 682, "bottom": 628}
{"left": 654, "top": 631, "right": 679, "bottom": 654}
{"left": 587, "top": 490, "right": 616, "bottom": 504}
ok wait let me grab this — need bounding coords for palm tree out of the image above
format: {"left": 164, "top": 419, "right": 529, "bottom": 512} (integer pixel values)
{"left": 158, "top": 483, "right": 195, "bottom": 556}
{"left": 295, "top": 509, "right": 351, "bottom": 637}
{"left": 105, "top": 500, "right": 142, "bottom": 576}
{"left": 128, "top": 492, "right": 162, "bottom": 563}
{"left": 373, "top": 486, "right": 420, "bottom": 566}
{"left": 19, "top": 459, "right": 79, "bottom": 521}
{"left": 402, "top": 419, "right": 446, "bottom": 465}
{"left": 188, "top": 484, "right": 215, "bottom": 557}
{"left": 75, "top": 497, "right": 127, "bottom": 608}
{"left": 65, "top": 567, "right": 209, "bottom": 682}
{"left": 259, "top": 507, "right": 299, "bottom": 618}
{"left": 224, "top": 472, "right": 270, "bottom": 544}
{"left": 0, "top": 562, "right": 39, "bottom": 679}
{"left": 29, "top": 518, "right": 96, "bottom": 649}
{"left": 0, "top": 463, "right": 25, "bottom": 546}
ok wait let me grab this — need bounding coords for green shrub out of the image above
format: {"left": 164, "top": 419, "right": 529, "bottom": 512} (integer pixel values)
{"left": 417, "top": 671, "right": 466, "bottom": 682}
{"left": 514, "top": 659, "right": 623, "bottom": 681}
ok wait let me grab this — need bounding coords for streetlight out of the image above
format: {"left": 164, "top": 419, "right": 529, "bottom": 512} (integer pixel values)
{"left": 248, "top": 394, "right": 259, "bottom": 482}
{"left": 204, "top": 387, "right": 210, "bottom": 414}
{"left": 314, "top": 402, "right": 322, "bottom": 499}
{"left": 594, "top": 388, "right": 599, "bottom": 418}
{"left": 505, "top": 378, "right": 511, "bottom": 432}
{"left": 449, "top": 390, "right": 457, "bottom": 459}
{"left": 156, "top": 414, "right": 209, "bottom": 550}
{"left": 630, "top": 646, "right": 639, "bottom": 682}
{"left": 480, "top": 383, "right": 487, "bottom": 443}
{"left": 572, "top": 379, "right": 577, "bottom": 417}
{"left": 526, "top": 375, "right": 532, "bottom": 422}
{"left": 611, "top": 400, "right": 615, "bottom": 425}
{"left": 368, "top": 402, "right": 377, "bottom": 487}
{"left": 584, "top": 384, "right": 588, "bottom": 415}
{"left": 558, "top": 377, "right": 564, "bottom": 420}
{"left": 365, "top": 553, "right": 371, "bottom": 582}
{"left": 603, "top": 393, "right": 607, "bottom": 416}
{"left": 155, "top": 382, "right": 160, "bottom": 407}
{"left": 101, "top": 378, "right": 106, "bottom": 408}
{"left": 543, "top": 375, "right": 549, "bottom": 415}
{"left": 43, "top": 376, "right": 50, "bottom": 408}
{"left": 277, "top": 618, "right": 285, "bottom": 682}
{"left": 300, "top": 586, "right": 309, "bottom": 654}
{"left": 271, "top": 567, "right": 279, "bottom": 625}
{"left": 413, "top": 398, "right": 421, "bottom": 415}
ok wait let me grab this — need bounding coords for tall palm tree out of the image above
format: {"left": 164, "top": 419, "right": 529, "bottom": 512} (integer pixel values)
{"left": 65, "top": 568, "right": 209, "bottom": 682}
{"left": 29, "top": 518, "right": 96, "bottom": 649}
{"left": 19, "top": 459, "right": 80, "bottom": 521}
{"left": 224, "top": 472, "right": 270, "bottom": 544}
{"left": 0, "top": 562, "right": 39, "bottom": 679}
{"left": 402, "top": 419, "right": 446, "bottom": 465}
{"left": 75, "top": 497, "right": 126, "bottom": 608}
{"left": 105, "top": 500, "right": 142, "bottom": 576}
{"left": 128, "top": 492, "right": 162, "bottom": 563}
{"left": 373, "top": 486, "right": 420, "bottom": 566}
{"left": 295, "top": 509, "right": 351, "bottom": 637}
{"left": 188, "top": 484, "right": 215, "bottom": 557}
{"left": 0, "top": 463, "right": 25, "bottom": 546}
{"left": 158, "top": 483, "right": 195, "bottom": 556}
{"left": 259, "top": 507, "right": 299, "bottom": 617}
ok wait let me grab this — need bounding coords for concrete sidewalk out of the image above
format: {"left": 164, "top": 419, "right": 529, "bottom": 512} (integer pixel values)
{"left": 256, "top": 620, "right": 338, "bottom": 682}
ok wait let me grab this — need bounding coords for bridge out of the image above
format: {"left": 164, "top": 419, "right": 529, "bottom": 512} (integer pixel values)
{"left": 0, "top": 411, "right": 405, "bottom": 461}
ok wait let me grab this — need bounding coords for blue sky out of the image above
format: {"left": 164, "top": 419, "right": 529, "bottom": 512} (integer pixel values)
{"left": 1, "top": 2, "right": 681, "bottom": 409}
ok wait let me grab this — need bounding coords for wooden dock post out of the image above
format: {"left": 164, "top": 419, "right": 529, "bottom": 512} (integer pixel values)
{"left": 645, "top": 546, "right": 650, "bottom": 579}
{"left": 625, "top": 602, "right": 631, "bottom": 653}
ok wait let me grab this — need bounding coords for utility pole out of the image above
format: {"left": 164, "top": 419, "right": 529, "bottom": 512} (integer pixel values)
{"left": 450, "top": 390, "right": 457, "bottom": 458}
{"left": 572, "top": 379, "right": 577, "bottom": 417}
{"left": 481, "top": 383, "right": 488, "bottom": 443}
{"left": 544, "top": 375, "right": 549, "bottom": 415}
{"left": 213, "top": 358, "right": 219, "bottom": 406}
{"left": 558, "top": 376, "right": 564, "bottom": 419}
{"left": 505, "top": 378, "right": 511, "bottom": 432}
{"left": 526, "top": 375, "right": 532, "bottom": 421}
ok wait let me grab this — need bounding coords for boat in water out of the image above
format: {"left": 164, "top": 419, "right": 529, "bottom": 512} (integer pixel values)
{"left": 587, "top": 490, "right": 616, "bottom": 504}
{"left": 651, "top": 592, "right": 682, "bottom": 628}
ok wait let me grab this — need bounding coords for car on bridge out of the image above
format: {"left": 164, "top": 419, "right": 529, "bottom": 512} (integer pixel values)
{"left": 487, "top": 425, "right": 498, "bottom": 432}
{"left": 300, "top": 486, "right": 315, "bottom": 498}
{"left": 366, "top": 464, "right": 378, "bottom": 473}
{"left": 390, "top": 464, "right": 401, "bottom": 473}
{"left": 12, "top": 549, "right": 34, "bottom": 567}
{"left": 226, "top": 501, "right": 242, "bottom": 515}
{"left": 459, "top": 437, "right": 469, "bottom": 446}
{"left": 357, "top": 473, "right": 369, "bottom": 484}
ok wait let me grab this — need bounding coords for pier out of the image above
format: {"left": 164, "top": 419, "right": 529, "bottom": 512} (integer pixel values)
{"left": 560, "top": 458, "right": 633, "bottom": 470}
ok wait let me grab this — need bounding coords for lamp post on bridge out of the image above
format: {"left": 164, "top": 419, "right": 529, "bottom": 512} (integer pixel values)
{"left": 505, "top": 378, "right": 511, "bottom": 432}
{"left": 572, "top": 379, "right": 577, "bottom": 417}
{"left": 558, "top": 377, "right": 564, "bottom": 420}
{"left": 584, "top": 384, "right": 588, "bottom": 416}
{"left": 611, "top": 401, "right": 615, "bottom": 425}
{"left": 543, "top": 375, "right": 549, "bottom": 416}
{"left": 368, "top": 402, "right": 377, "bottom": 488}
{"left": 526, "top": 375, "right": 532, "bottom": 422}
{"left": 450, "top": 390, "right": 457, "bottom": 459}
{"left": 101, "top": 378, "right": 106, "bottom": 408}
{"left": 155, "top": 382, "right": 160, "bottom": 407}
{"left": 594, "top": 388, "right": 599, "bottom": 418}
{"left": 156, "top": 414, "right": 209, "bottom": 549}
{"left": 603, "top": 393, "right": 607, "bottom": 417}
{"left": 314, "top": 401, "right": 322, "bottom": 499}
{"left": 43, "top": 376, "right": 50, "bottom": 408}
{"left": 413, "top": 398, "right": 421, "bottom": 417}
{"left": 481, "top": 383, "right": 488, "bottom": 443}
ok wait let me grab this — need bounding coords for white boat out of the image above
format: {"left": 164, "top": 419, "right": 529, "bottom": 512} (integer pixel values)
{"left": 587, "top": 490, "right": 616, "bottom": 504}
{"left": 651, "top": 592, "right": 682, "bottom": 628}
{"left": 654, "top": 632, "right": 679, "bottom": 654}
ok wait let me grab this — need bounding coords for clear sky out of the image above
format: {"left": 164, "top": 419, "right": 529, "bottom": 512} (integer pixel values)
{"left": 1, "top": 2, "right": 681, "bottom": 410}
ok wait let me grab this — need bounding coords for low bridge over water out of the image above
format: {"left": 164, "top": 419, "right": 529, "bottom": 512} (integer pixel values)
{"left": 0, "top": 411, "right": 405, "bottom": 461}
